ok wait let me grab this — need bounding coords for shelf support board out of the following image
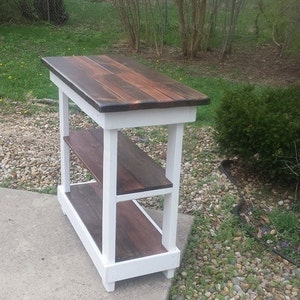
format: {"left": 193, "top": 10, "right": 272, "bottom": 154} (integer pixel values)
{"left": 102, "top": 128, "right": 118, "bottom": 271}
{"left": 162, "top": 124, "right": 184, "bottom": 277}
{"left": 59, "top": 90, "right": 70, "bottom": 194}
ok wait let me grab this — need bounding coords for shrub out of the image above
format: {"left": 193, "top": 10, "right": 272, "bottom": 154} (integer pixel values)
{"left": 0, "top": 1, "right": 20, "bottom": 23}
{"left": 215, "top": 85, "right": 300, "bottom": 182}
{"left": 0, "top": 0, "right": 68, "bottom": 24}
{"left": 34, "top": 0, "right": 69, "bottom": 25}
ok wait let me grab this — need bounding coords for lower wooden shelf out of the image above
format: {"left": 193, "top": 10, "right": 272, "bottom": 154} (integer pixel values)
{"left": 58, "top": 181, "right": 181, "bottom": 288}
{"left": 64, "top": 128, "right": 172, "bottom": 195}
{"left": 66, "top": 182, "right": 167, "bottom": 262}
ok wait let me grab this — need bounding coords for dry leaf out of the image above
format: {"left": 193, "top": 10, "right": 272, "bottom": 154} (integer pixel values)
{"left": 260, "top": 215, "right": 270, "bottom": 224}
{"left": 257, "top": 227, "right": 264, "bottom": 238}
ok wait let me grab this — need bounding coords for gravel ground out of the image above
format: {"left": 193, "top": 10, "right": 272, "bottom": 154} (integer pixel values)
{"left": 1, "top": 107, "right": 299, "bottom": 299}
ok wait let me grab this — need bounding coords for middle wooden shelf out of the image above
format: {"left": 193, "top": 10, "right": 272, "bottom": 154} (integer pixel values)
{"left": 64, "top": 128, "right": 173, "bottom": 196}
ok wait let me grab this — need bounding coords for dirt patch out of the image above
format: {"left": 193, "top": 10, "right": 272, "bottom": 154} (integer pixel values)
{"left": 112, "top": 43, "right": 300, "bottom": 87}
{"left": 166, "top": 47, "right": 300, "bottom": 86}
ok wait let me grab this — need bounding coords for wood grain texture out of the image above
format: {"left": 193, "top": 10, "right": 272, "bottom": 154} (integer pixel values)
{"left": 64, "top": 128, "right": 172, "bottom": 195}
{"left": 42, "top": 55, "right": 210, "bottom": 112}
{"left": 67, "top": 182, "right": 167, "bottom": 262}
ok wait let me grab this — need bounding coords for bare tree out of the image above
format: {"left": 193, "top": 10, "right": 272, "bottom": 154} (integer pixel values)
{"left": 176, "top": 0, "right": 207, "bottom": 59}
{"left": 113, "top": 0, "right": 141, "bottom": 52}
{"left": 206, "top": 0, "right": 221, "bottom": 51}
{"left": 144, "top": 0, "right": 167, "bottom": 56}
{"left": 257, "top": 0, "right": 300, "bottom": 56}
{"left": 220, "top": 0, "right": 246, "bottom": 60}
{"left": 34, "top": 0, "right": 68, "bottom": 25}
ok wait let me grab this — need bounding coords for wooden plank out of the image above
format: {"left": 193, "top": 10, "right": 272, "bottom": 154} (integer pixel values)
{"left": 64, "top": 128, "right": 172, "bottom": 195}
{"left": 67, "top": 182, "right": 167, "bottom": 262}
{"left": 42, "top": 55, "right": 210, "bottom": 112}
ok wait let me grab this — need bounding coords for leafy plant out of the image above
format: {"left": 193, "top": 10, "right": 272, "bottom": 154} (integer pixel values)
{"left": 239, "top": 203, "right": 300, "bottom": 266}
{"left": 215, "top": 85, "right": 300, "bottom": 182}
{"left": 269, "top": 209, "right": 299, "bottom": 234}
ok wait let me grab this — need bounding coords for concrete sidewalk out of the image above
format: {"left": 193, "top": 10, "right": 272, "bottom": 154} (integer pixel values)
{"left": 0, "top": 188, "right": 193, "bottom": 300}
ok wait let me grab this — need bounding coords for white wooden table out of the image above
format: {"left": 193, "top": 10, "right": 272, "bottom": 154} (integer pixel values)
{"left": 42, "top": 55, "right": 209, "bottom": 292}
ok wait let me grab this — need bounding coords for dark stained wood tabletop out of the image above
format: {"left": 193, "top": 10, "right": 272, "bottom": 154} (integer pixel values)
{"left": 42, "top": 55, "right": 210, "bottom": 113}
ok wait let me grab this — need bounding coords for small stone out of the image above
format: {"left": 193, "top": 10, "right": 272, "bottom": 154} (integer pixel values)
{"left": 205, "top": 291, "right": 211, "bottom": 297}
{"left": 215, "top": 243, "right": 222, "bottom": 250}
{"left": 283, "top": 259, "right": 290, "bottom": 265}
{"left": 266, "top": 292, "right": 273, "bottom": 298}
{"left": 234, "top": 285, "right": 242, "bottom": 293}
{"left": 292, "top": 290, "right": 299, "bottom": 297}
{"left": 285, "top": 284, "right": 292, "bottom": 290}
{"left": 181, "top": 271, "right": 188, "bottom": 278}
{"left": 240, "top": 282, "right": 250, "bottom": 292}
{"left": 220, "top": 286, "right": 230, "bottom": 296}
{"left": 274, "top": 293, "right": 285, "bottom": 300}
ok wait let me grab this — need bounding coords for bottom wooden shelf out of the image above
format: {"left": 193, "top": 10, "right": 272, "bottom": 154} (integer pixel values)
{"left": 66, "top": 182, "right": 167, "bottom": 262}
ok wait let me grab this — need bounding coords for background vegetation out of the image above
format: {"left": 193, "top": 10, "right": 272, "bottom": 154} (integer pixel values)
{"left": 215, "top": 85, "right": 300, "bottom": 182}
{"left": 1, "top": 0, "right": 299, "bottom": 121}
{"left": 111, "top": 0, "right": 300, "bottom": 58}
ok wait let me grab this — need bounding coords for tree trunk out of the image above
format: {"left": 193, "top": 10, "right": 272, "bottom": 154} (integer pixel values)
{"left": 113, "top": 0, "right": 141, "bottom": 53}
{"left": 220, "top": 0, "right": 246, "bottom": 61}
{"left": 34, "top": 0, "right": 69, "bottom": 25}
{"left": 207, "top": 0, "right": 220, "bottom": 51}
{"left": 176, "top": 0, "right": 207, "bottom": 59}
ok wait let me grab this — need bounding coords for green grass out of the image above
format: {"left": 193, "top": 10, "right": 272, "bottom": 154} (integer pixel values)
{"left": 0, "top": 0, "right": 120, "bottom": 102}
{"left": 0, "top": 23, "right": 119, "bottom": 101}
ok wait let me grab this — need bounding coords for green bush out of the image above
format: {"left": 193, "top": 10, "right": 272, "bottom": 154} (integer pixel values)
{"left": 0, "top": 0, "right": 68, "bottom": 24}
{"left": 215, "top": 85, "right": 300, "bottom": 181}
{"left": 0, "top": 1, "right": 19, "bottom": 23}
{"left": 34, "top": 0, "right": 69, "bottom": 25}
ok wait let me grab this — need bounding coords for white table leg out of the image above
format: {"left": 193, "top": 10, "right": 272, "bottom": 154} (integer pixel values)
{"left": 59, "top": 90, "right": 70, "bottom": 199}
{"left": 162, "top": 123, "right": 184, "bottom": 278}
{"left": 102, "top": 128, "right": 118, "bottom": 291}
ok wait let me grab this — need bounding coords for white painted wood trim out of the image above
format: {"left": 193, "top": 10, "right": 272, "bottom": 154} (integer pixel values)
{"left": 58, "top": 90, "right": 70, "bottom": 193}
{"left": 116, "top": 187, "right": 173, "bottom": 203}
{"left": 106, "top": 249, "right": 180, "bottom": 283}
{"left": 101, "top": 106, "right": 196, "bottom": 129}
{"left": 132, "top": 200, "right": 163, "bottom": 233}
{"left": 51, "top": 73, "right": 106, "bottom": 126}
{"left": 50, "top": 73, "right": 197, "bottom": 129}
{"left": 102, "top": 129, "right": 118, "bottom": 265}
{"left": 162, "top": 124, "right": 184, "bottom": 252}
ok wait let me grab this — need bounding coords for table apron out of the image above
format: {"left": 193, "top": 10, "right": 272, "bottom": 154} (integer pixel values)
{"left": 50, "top": 72, "right": 197, "bottom": 129}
